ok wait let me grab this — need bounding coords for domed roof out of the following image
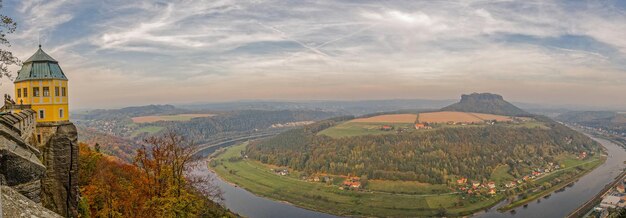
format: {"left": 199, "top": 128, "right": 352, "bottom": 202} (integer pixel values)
{"left": 14, "top": 46, "right": 68, "bottom": 82}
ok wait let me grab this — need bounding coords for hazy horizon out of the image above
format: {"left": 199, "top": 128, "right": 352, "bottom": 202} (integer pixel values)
{"left": 69, "top": 96, "right": 626, "bottom": 112}
{"left": 1, "top": 0, "right": 625, "bottom": 110}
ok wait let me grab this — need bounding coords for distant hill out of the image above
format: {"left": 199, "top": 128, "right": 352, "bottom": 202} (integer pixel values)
{"left": 179, "top": 99, "right": 455, "bottom": 116}
{"left": 556, "top": 111, "right": 626, "bottom": 136}
{"left": 556, "top": 111, "right": 625, "bottom": 124}
{"left": 73, "top": 104, "right": 189, "bottom": 120}
{"left": 441, "top": 93, "right": 529, "bottom": 116}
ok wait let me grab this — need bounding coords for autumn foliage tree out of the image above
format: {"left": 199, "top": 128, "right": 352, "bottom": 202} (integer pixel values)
{"left": 133, "top": 131, "right": 224, "bottom": 217}
{"left": 79, "top": 131, "right": 234, "bottom": 218}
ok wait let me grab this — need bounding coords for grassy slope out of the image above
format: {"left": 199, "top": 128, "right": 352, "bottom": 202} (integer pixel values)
{"left": 367, "top": 180, "right": 450, "bottom": 195}
{"left": 130, "top": 126, "right": 165, "bottom": 138}
{"left": 317, "top": 122, "right": 414, "bottom": 138}
{"left": 490, "top": 165, "right": 515, "bottom": 185}
{"left": 211, "top": 143, "right": 507, "bottom": 217}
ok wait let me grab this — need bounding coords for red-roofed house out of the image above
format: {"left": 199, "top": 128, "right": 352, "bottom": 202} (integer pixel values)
{"left": 472, "top": 181, "right": 481, "bottom": 188}
{"left": 414, "top": 123, "right": 432, "bottom": 130}
{"left": 457, "top": 177, "right": 467, "bottom": 184}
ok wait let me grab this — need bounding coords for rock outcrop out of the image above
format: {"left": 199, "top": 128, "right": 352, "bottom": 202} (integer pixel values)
{"left": 39, "top": 122, "right": 79, "bottom": 218}
{"left": 0, "top": 110, "right": 46, "bottom": 202}
{"left": 1, "top": 185, "right": 62, "bottom": 218}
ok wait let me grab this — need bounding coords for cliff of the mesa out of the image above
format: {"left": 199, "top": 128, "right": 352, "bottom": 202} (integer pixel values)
{"left": 441, "top": 93, "right": 529, "bottom": 116}
{"left": 0, "top": 102, "right": 79, "bottom": 217}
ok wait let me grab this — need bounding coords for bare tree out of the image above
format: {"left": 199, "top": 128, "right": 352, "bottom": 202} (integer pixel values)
{"left": 0, "top": 1, "right": 20, "bottom": 79}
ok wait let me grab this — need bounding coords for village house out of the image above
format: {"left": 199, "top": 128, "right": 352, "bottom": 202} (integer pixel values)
{"left": 342, "top": 177, "right": 362, "bottom": 190}
{"left": 617, "top": 184, "right": 625, "bottom": 193}
{"left": 472, "top": 181, "right": 481, "bottom": 188}
{"left": 600, "top": 196, "right": 621, "bottom": 208}
{"left": 273, "top": 169, "right": 289, "bottom": 176}
{"left": 488, "top": 189, "right": 496, "bottom": 195}
{"left": 415, "top": 123, "right": 432, "bottom": 130}
{"left": 457, "top": 177, "right": 467, "bottom": 185}
{"left": 487, "top": 181, "right": 496, "bottom": 189}
{"left": 505, "top": 181, "right": 516, "bottom": 188}
{"left": 381, "top": 125, "right": 393, "bottom": 131}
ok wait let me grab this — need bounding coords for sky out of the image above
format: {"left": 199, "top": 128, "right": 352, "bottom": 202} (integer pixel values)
{"left": 1, "top": 0, "right": 625, "bottom": 110}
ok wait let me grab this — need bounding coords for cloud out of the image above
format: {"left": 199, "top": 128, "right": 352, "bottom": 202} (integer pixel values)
{"left": 13, "top": 0, "right": 76, "bottom": 42}
{"left": 2, "top": 0, "right": 626, "bottom": 109}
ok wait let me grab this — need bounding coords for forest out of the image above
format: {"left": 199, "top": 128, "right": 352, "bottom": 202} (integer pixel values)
{"left": 169, "top": 110, "right": 341, "bottom": 143}
{"left": 246, "top": 116, "right": 600, "bottom": 184}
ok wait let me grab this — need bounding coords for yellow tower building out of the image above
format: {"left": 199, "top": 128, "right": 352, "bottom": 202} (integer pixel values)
{"left": 13, "top": 45, "right": 69, "bottom": 123}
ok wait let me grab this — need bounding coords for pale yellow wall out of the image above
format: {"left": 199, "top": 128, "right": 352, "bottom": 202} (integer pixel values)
{"left": 14, "top": 79, "right": 69, "bottom": 122}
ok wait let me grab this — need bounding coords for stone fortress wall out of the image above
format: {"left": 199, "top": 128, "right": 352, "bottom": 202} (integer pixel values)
{"left": 0, "top": 104, "right": 78, "bottom": 217}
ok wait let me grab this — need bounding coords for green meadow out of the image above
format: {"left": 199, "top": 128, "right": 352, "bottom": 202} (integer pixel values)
{"left": 317, "top": 122, "right": 415, "bottom": 138}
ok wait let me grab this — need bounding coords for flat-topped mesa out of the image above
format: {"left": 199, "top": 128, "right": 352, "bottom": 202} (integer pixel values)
{"left": 442, "top": 93, "right": 529, "bottom": 116}
{"left": 460, "top": 93, "right": 504, "bottom": 102}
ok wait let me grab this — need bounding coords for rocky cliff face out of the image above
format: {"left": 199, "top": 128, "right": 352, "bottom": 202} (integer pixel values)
{"left": 39, "top": 122, "right": 79, "bottom": 218}
{"left": 0, "top": 134, "right": 45, "bottom": 202}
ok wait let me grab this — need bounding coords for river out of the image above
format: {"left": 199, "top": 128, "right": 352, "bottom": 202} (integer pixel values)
{"left": 195, "top": 135, "right": 626, "bottom": 218}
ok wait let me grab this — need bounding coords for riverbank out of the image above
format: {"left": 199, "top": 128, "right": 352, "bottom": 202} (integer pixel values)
{"left": 498, "top": 154, "right": 605, "bottom": 211}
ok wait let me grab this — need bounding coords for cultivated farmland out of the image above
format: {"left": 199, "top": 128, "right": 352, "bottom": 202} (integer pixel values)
{"left": 418, "top": 111, "right": 512, "bottom": 123}
{"left": 349, "top": 114, "right": 417, "bottom": 123}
